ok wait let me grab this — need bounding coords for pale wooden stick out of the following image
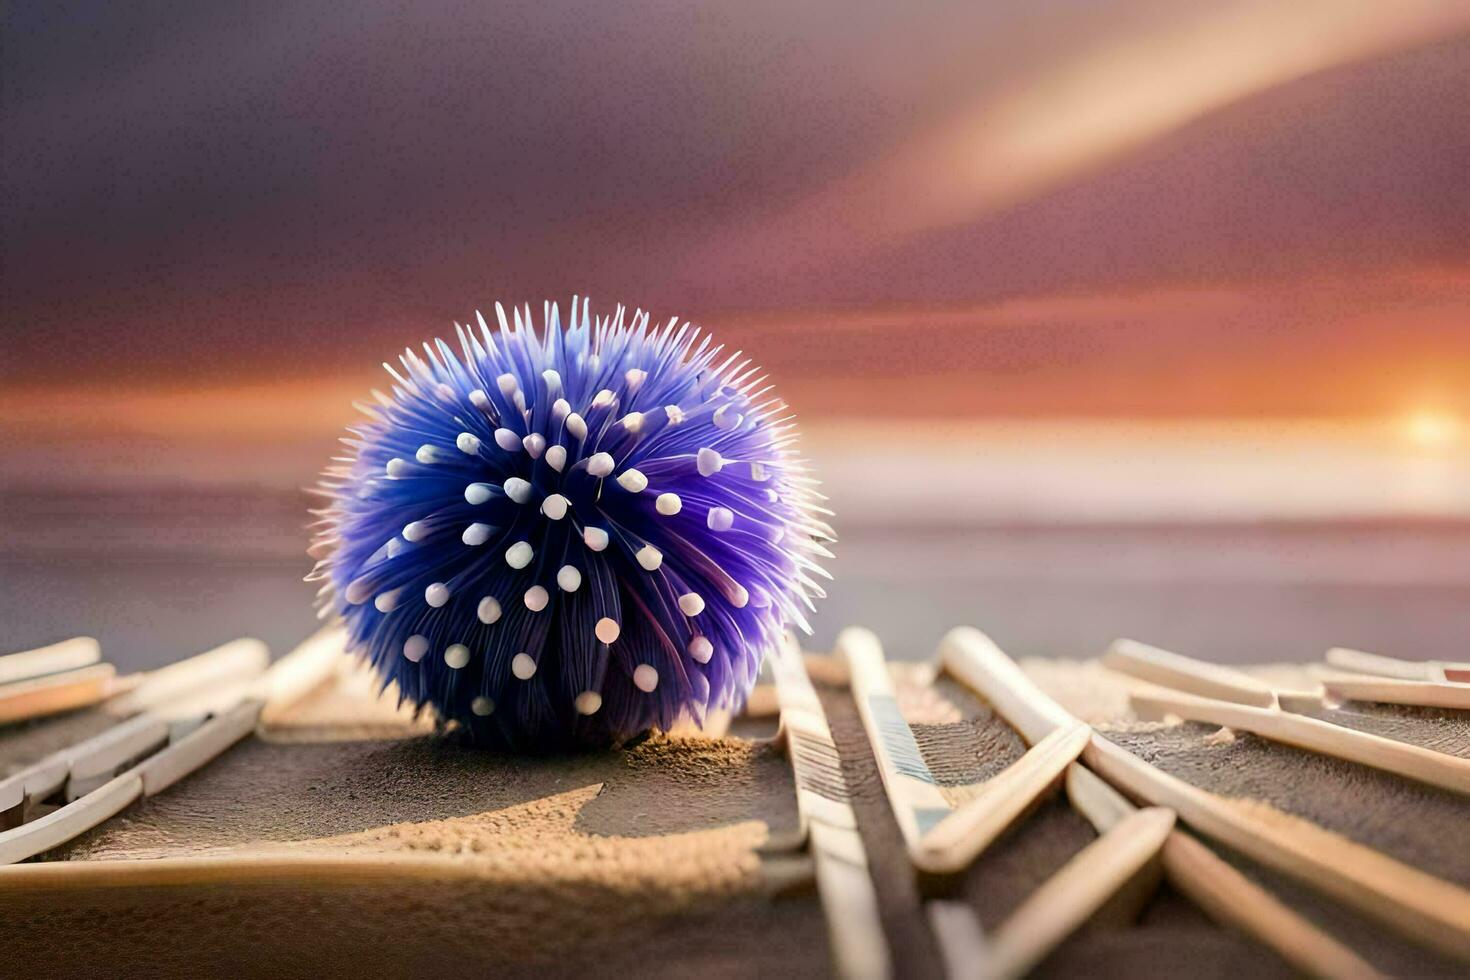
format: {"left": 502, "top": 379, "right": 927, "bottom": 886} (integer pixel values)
{"left": 986, "top": 807, "right": 1175, "bottom": 979}
{"left": 1161, "top": 825, "right": 1381, "bottom": 979}
{"left": 838, "top": 627, "right": 953, "bottom": 852}
{"left": 1104, "top": 638, "right": 1277, "bottom": 708}
{"left": 254, "top": 625, "right": 349, "bottom": 725}
{"left": 0, "top": 664, "right": 119, "bottom": 725}
{"left": 912, "top": 724, "right": 1089, "bottom": 876}
{"left": 1066, "top": 765, "right": 1381, "bottom": 980}
{"left": 136, "top": 699, "right": 263, "bottom": 797}
{"left": 1085, "top": 734, "right": 1470, "bottom": 960}
{"left": 108, "top": 637, "right": 269, "bottom": 716}
{"left": 939, "top": 626, "right": 1470, "bottom": 962}
{"left": 841, "top": 626, "right": 1085, "bottom": 874}
{"left": 0, "top": 772, "right": 142, "bottom": 865}
{"left": 1131, "top": 689, "right": 1470, "bottom": 795}
{"left": 927, "top": 901, "right": 990, "bottom": 980}
{"left": 770, "top": 634, "right": 890, "bottom": 980}
{"left": 61, "top": 714, "right": 170, "bottom": 801}
{"left": 0, "top": 637, "right": 101, "bottom": 686}
{"left": 1322, "top": 675, "right": 1470, "bottom": 712}
{"left": 1327, "top": 647, "right": 1470, "bottom": 684}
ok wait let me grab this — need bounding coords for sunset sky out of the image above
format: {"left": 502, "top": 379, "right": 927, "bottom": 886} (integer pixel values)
{"left": 3, "top": 1, "right": 1468, "bottom": 438}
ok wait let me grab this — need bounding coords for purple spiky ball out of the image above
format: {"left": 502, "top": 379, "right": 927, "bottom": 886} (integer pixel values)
{"left": 311, "top": 299, "right": 833, "bottom": 748}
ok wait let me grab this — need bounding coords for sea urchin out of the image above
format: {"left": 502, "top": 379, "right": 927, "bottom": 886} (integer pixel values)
{"left": 309, "top": 299, "right": 833, "bottom": 748}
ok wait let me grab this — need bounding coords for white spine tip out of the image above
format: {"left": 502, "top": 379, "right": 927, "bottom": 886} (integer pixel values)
{"left": 470, "top": 696, "right": 495, "bottom": 716}
{"left": 456, "top": 432, "right": 481, "bottom": 455}
{"left": 655, "top": 492, "right": 682, "bottom": 516}
{"left": 469, "top": 389, "right": 492, "bottom": 410}
{"left": 386, "top": 538, "right": 405, "bottom": 558}
{"left": 688, "top": 636, "right": 714, "bottom": 664}
{"left": 749, "top": 461, "right": 769, "bottom": 481}
{"left": 444, "top": 643, "right": 471, "bottom": 669}
{"left": 592, "top": 388, "right": 615, "bottom": 409}
{"left": 415, "top": 444, "right": 439, "bottom": 464}
{"left": 523, "top": 432, "right": 546, "bottom": 459}
{"left": 511, "top": 652, "right": 537, "bottom": 680}
{"left": 436, "top": 383, "right": 456, "bottom": 402}
{"left": 625, "top": 368, "right": 647, "bottom": 391}
{"left": 678, "top": 592, "right": 705, "bottom": 616}
{"left": 587, "top": 452, "right": 615, "bottom": 478}
{"left": 545, "top": 445, "right": 567, "bottom": 472}
{"left": 556, "top": 565, "right": 582, "bottom": 592}
{"left": 595, "top": 617, "right": 621, "bottom": 644}
{"left": 633, "top": 664, "right": 659, "bottom": 693}
{"left": 574, "top": 690, "right": 603, "bottom": 715}
{"left": 425, "top": 582, "right": 450, "bottom": 607}
{"left": 541, "top": 493, "right": 569, "bottom": 520}
{"left": 496, "top": 373, "right": 519, "bottom": 396}
{"left": 541, "top": 369, "right": 562, "bottom": 391}
{"left": 477, "top": 596, "right": 502, "bottom": 624}
{"left": 465, "top": 482, "right": 494, "bottom": 505}
{"left": 713, "top": 405, "right": 743, "bottom": 431}
{"left": 386, "top": 457, "right": 410, "bottom": 479}
{"left": 552, "top": 397, "right": 571, "bottom": 420}
{"left": 566, "top": 412, "right": 588, "bottom": 440}
{"left": 402, "top": 520, "right": 430, "bottom": 542}
{"left": 728, "top": 584, "right": 750, "bottom": 608}
{"left": 505, "top": 541, "right": 534, "bottom": 569}
{"left": 373, "top": 589, "right": 400, "bottom": 613}
{"left": 696, "top": 447, "right": 723, "bottom": 477}
{"left": 636, "top": 545, "right": 663, "bottom": 571}
{"left": 616, "top": 468, "right": 648, "bottom": 493}
{"left": 524, "top": 585, "right": 549, "bottom": 612}
{"left": 584, "top": 527, "right": 610, "bottom": 552}
{"left": 665, "top": 405, "right": 685, "bottom": 424}
{"left": 403, "top": 635, "right": 429, "bottom": 663}
{"left": 494, "top": 428, "right": 522, "bottom": 452}
{"left": 707, "top": 507, "right": 734, "bottom": 532}
{"left": 503, "top": 477, "right": 532, "bottom": 504}
{"left": 620, "top": 411, "right": 645, "bottom": 434}
{"left": 462, "top": 522, "right": 493, "bottom": 546}
{"left": 344, "top": 576, "right": 374, "bottom": 605}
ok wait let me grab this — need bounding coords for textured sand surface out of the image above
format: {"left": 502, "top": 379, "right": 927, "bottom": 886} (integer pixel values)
{"left": 2, "top": 653, "right": 1466, "bottom": 977}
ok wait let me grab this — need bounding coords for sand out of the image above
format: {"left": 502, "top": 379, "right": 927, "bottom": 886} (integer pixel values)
{"left": 2, "top": 651, "right": 1466, "bottom": 977}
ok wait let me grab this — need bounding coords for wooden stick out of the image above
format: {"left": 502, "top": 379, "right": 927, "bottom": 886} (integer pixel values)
{"left": 838, "top": 627, "right": 954, "bottom": 852}
{"left": 61, "top": 714, "right": 170, "bottom": 801}
{"left": 841, "top": 626, "right": 1087, "bottom": 874}
{"left": 770, "top": 633, "right": 890, "bottom": 980}
{"left": 0, "top": 664, "right": 118, "bottom": 725}
{"left": 1131, "top": 688, "right": 1470, "bottom": 795}
{"left": 0, "top": 771, "right": 142, "bottom": 865}
{"left": 987, "top": 807, "right": 1175, "bottom": 979}
{"left": 108, "top": 637, "right": 269, "bottom": 716}
{"left": 1065, "top": 764, "right": 1381, "bottom": 979}
{"left": 939, "top": 626, "right": 1470, "bottom": 962}
{"left": 1160, "top": 824, "right": 1381, "bottom": 979}
{"left": 0, "top": 637, "right": 101, "bottom": 686}
{"left": 1322, "top": 675, "right": 1470, "bottom": 712}
{"left": 1327, "top": 647, "right": 1470, "bottom": 685}
{"left": 913, "top": 724, "right": 1089, "bottom": 876}
{"left": 1103, "top": 638, "right": 1277, "bottom": 708}
{"left": 254, "top": 625, "right": 349, "bottom": 725}
{"left": 136, "top": 699, "right": 262, "bottom": 797}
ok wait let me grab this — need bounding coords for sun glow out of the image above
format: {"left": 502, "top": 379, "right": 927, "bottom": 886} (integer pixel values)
{"left": 1403, "top": 410, "right": 1463, "bottom": 451}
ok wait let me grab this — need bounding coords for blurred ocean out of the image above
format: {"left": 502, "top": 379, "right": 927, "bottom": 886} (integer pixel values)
{"left": 3, "top": 421, "right": 1467, "bottom": 672}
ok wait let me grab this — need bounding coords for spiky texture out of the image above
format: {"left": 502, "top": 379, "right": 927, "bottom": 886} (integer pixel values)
{"left": 309, "top": 299, "right": 833, "bottom": 748}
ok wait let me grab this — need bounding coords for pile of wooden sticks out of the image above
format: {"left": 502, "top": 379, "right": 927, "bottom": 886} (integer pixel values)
{"left": 810, "top": 627, "right": 1469, "bottom": 979}
{"left": 0, "top": 628, "right": 345, "bottom": 864}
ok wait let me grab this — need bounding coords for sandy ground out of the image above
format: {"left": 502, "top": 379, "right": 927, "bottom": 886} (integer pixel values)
{"left": 1, "top": 653, "right": 1466, "bottom": 977}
